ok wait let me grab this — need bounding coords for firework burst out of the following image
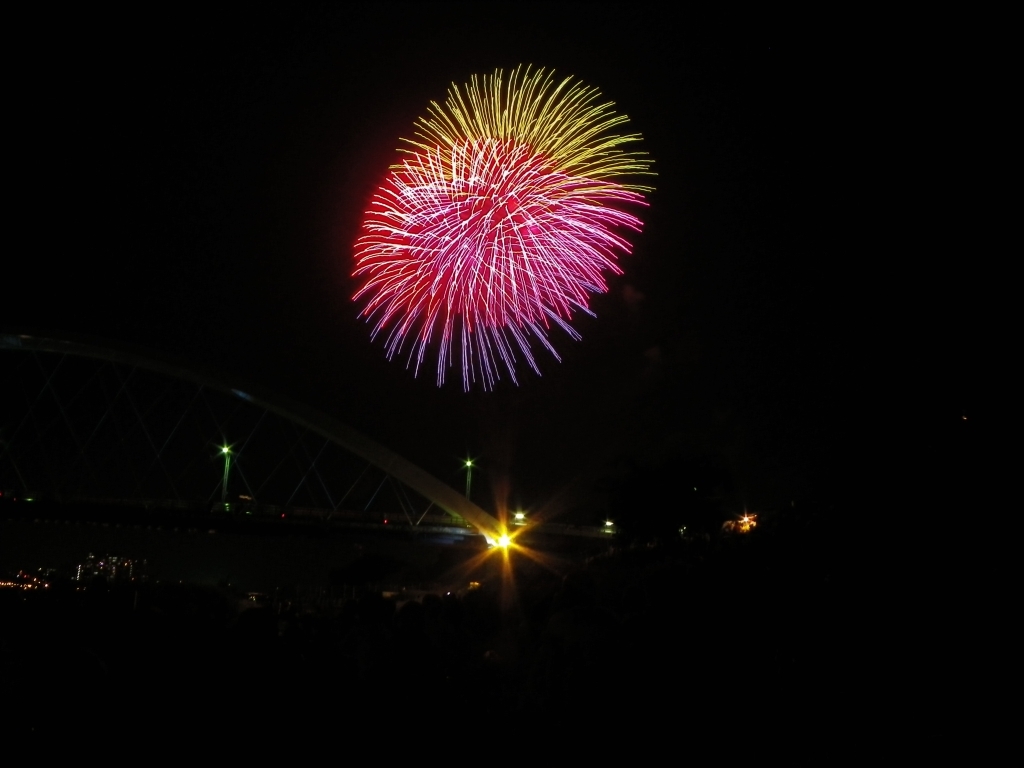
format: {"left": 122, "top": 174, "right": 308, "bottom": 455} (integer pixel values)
{"left": 354, "top": 66, "right": 653, "bottom": 389}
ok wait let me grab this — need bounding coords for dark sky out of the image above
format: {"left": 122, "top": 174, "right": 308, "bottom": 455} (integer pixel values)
{"left": 5, "top": 7, "right": 864, "bottom": 519}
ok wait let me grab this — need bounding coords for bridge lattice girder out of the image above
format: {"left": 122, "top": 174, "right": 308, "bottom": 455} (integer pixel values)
{"left": 0, "top": 333, "right": 501, "bottom": 539}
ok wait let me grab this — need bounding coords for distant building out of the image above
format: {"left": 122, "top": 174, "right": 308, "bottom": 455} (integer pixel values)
{"left": 75, "top": 553, "right": 146, "bottom": 583}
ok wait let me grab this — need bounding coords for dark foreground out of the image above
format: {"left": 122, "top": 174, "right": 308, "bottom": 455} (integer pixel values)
{"left": 2, "top": 505, "right": 889, "bottom": 755}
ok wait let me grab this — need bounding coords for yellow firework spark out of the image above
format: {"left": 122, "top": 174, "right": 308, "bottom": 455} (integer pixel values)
{"left": 401, "top": 65, "right": 655, "bottom": 190}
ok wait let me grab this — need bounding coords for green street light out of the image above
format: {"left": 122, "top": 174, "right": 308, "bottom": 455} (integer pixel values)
{"left": 220, "top": 445, "right": 231, "bottom": 506}
{"left": 463, "top": 457, "right": 474, "bottom": 500}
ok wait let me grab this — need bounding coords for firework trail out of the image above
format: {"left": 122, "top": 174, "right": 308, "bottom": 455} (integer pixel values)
{"left": 354, "top": 66, "right": 653, "bottom": 390}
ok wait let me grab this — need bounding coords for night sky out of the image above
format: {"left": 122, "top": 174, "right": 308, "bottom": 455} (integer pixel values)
{"left": 4, "top": 8, "right": 877, "bottom": 521}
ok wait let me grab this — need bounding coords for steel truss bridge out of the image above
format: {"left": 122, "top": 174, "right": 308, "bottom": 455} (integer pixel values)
{"left": 0, "top": 333, "right": 507, "bottom": 540}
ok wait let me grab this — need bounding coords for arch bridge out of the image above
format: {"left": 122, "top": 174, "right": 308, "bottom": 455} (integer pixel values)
{"left": 0, "top": 333, "right": 502, "bottom": 540}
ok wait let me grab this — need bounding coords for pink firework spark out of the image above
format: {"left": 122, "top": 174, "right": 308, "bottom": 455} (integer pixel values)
{"left": 353, "top": 69, "right": 651, "bottom": 390}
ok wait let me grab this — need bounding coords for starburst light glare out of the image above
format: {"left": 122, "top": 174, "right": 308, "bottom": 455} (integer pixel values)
{"left": 353, "top": 65, "right": 653, "bottom": 390}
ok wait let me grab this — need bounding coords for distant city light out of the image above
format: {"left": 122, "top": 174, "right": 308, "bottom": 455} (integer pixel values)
{"left": 723, "top": 513, "right": 757, "bottom": 534}
{"left": 0, "top": 570, "right": 52, "bottom": 591}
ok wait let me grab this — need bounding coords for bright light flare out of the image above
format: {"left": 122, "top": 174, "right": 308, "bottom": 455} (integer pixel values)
{"left": 485, "top": 529, "right": 516, "bottom": 549}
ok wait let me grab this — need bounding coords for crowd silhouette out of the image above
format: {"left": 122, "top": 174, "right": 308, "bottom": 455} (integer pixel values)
{"left": 4, "top": 502, "right": 873, "bottom": 754}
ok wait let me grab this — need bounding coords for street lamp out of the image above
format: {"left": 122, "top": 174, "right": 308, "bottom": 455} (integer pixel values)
{"left": 220, "top": 445, "right": 231, "bottom": 506}
{"left": 463, "top": 456, "right": 474, "bottom": 500}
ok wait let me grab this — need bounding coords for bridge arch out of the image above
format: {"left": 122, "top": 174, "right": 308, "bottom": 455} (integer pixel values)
{"left": 0, "top": 332, "right": 501, "bottom": 538}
